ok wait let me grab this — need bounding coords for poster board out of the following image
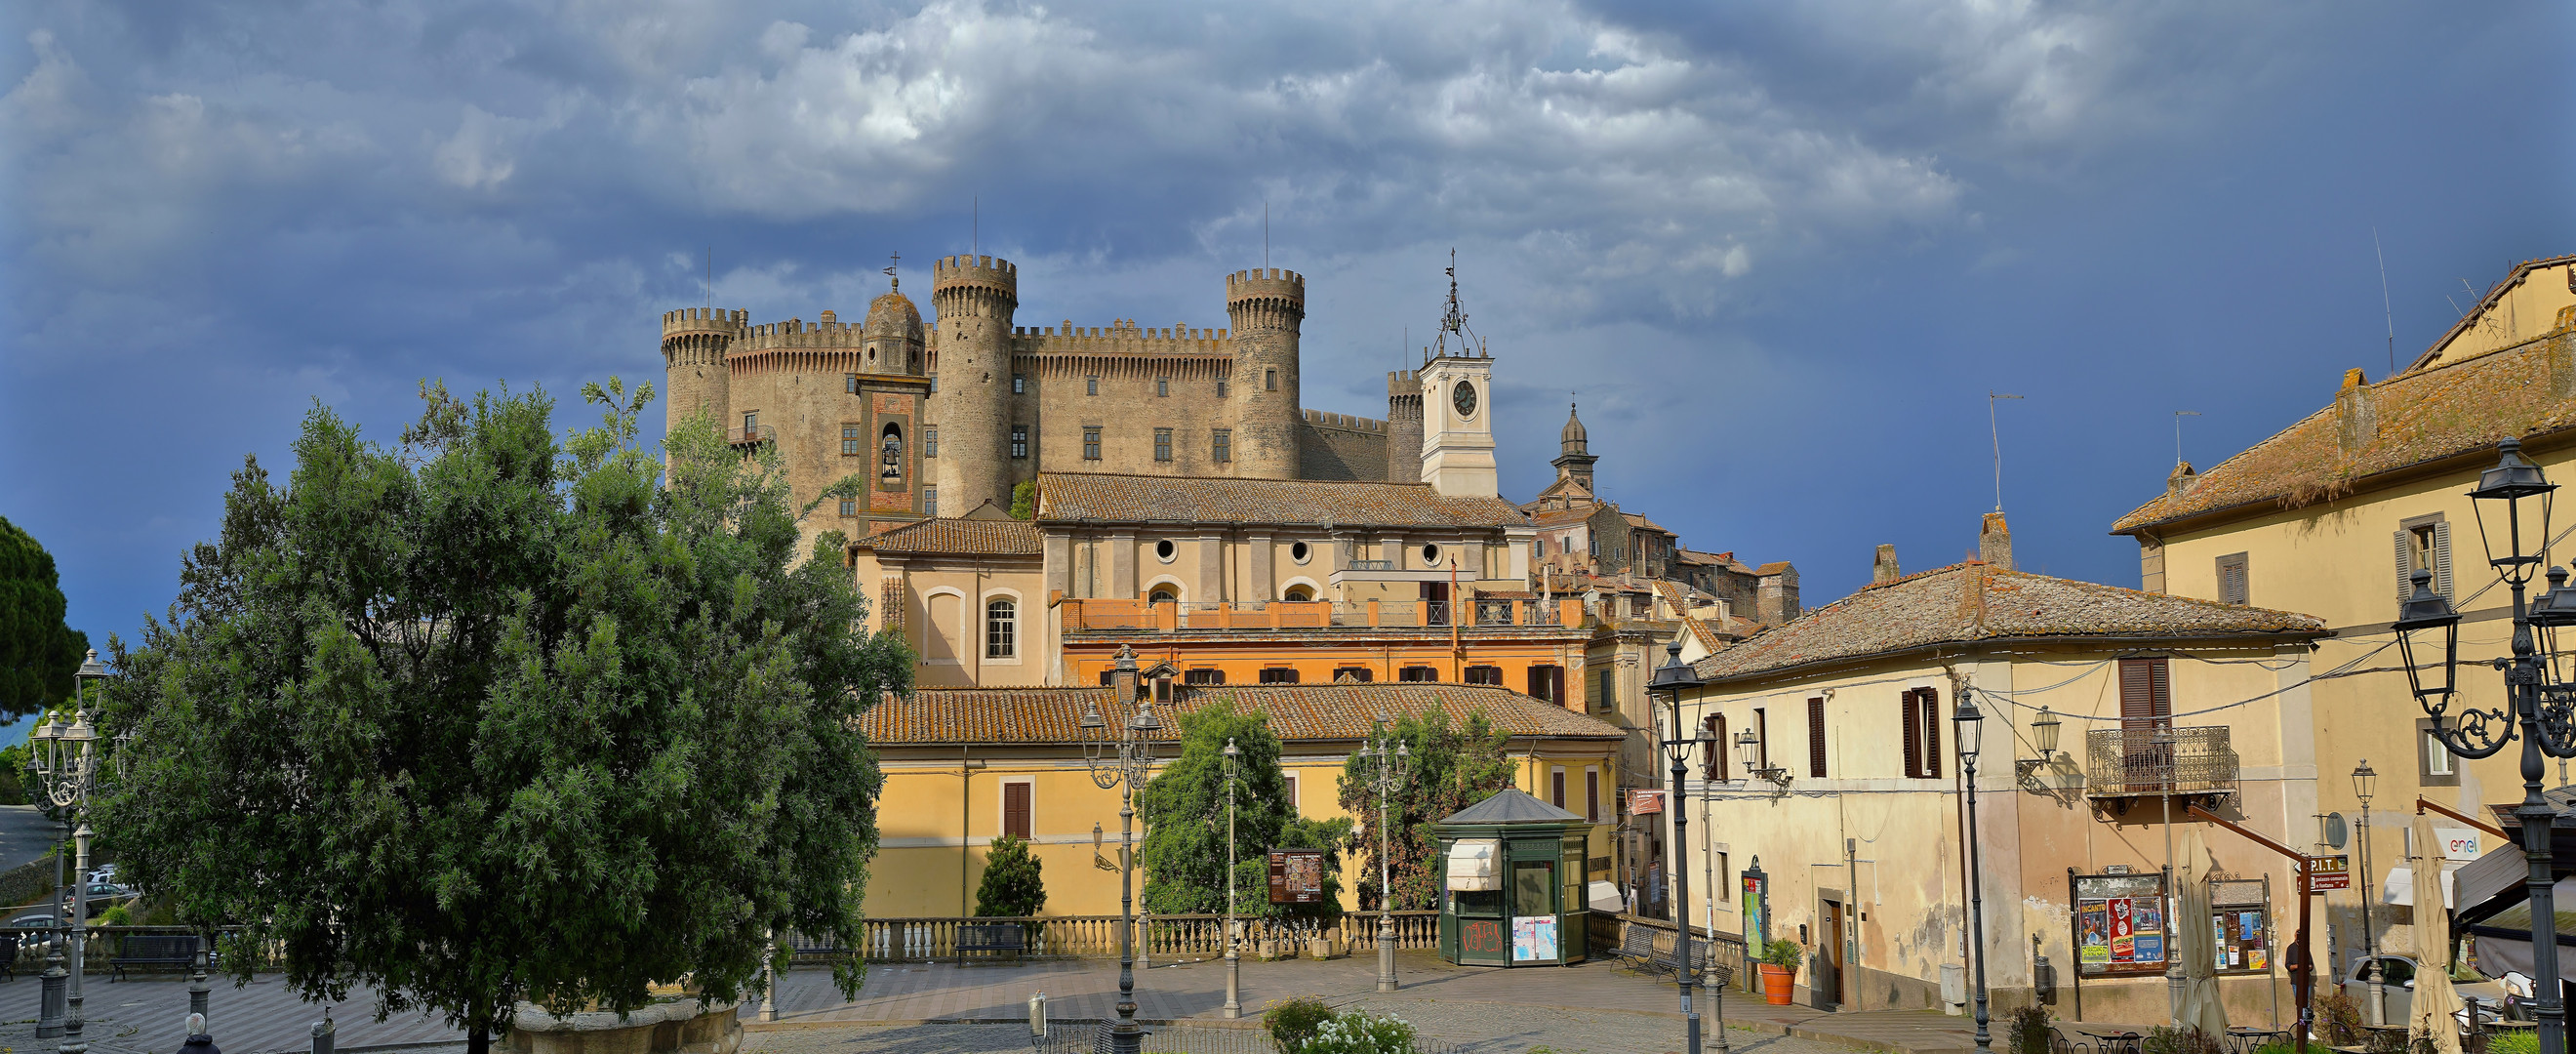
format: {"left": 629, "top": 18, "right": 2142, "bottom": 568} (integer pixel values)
{"left": 1268, "top": 848, "right": 1325, "bottom": 905}
{"left": 1511, "top": 915, "right": 1558, "bottom": 961}
{"left": 2209, "top": 877, "right": 2271, "bottom": 976}
{"left": 2072, "top": 872, "right": 2170, "bottom": 978}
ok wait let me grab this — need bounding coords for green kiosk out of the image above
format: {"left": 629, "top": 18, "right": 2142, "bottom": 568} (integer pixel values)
{"left": 1435, "top": 789, "right": 1590, "bottom": 966}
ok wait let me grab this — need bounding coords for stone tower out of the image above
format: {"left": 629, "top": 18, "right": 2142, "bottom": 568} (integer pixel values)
{"left": 1227, "top": 268, "right": 1305, "bottom": 479}
{"left": 1552, "top": 401, "right": 1596, "bottom": 491}
{"left": 1385, "top": 368, "right": 1423, "bottom": 484}
{"left": 932, "top": 255, "right": 1019, "bottom": 516}
{"left": 661, "top": 306, "right": 745, "bottom": 438}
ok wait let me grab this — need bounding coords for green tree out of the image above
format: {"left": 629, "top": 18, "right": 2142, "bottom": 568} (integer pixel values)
{"left": 1138, "top": 700, "right": 1350, "bottom": 920}
{"left": 1009, "top": 480, "right": 1036, "bottom": 520}
{"left": 93, "top": 380, "right": 912, "bottom": 1054}
{"left": 0, "top": 515, "right": 91, "bottom": 718}
{"left": 1337, "top": 709, "right": 1515, "bottom": 912}
{"left": 973, "top": 834, "right": 1047, "bottom": 917}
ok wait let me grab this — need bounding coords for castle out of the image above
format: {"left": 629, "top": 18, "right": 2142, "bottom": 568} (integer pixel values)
{"left": 661, "top": 254, "right": 1499, "bottom": 537}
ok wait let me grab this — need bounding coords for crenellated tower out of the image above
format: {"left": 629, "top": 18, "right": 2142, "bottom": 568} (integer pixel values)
{"left": 661, "top": 306, "right": 745, "bottom": 438}
{"left": 931, "top": 255, "right": 1020, "bottom": 515}
{"left": 1385, "top": 369, "right": 1423, "bottom": 483}
{"left": 1226, "top": 268, "right": 1305, "bottom": 478}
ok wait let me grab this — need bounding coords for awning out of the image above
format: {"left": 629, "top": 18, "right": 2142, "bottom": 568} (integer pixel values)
{"left": 1447, "top": 838, "right": 1501, "bottom": 891}
{"left": 2461, "top": 882, "right": 2576, "bottom": 981}
{"left": 2384, "top": 862, "right": 2461, "bottom": 908}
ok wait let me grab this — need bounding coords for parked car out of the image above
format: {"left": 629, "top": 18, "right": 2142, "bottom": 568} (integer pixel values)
{"left": 85, "top": 865, "right": 116, "bottom": 884}
{"left": 2343, "top": 953, "right": 2510, "bottom": 1027}
{"left": 8, "top": 912, "right": 58, "bottom": 931}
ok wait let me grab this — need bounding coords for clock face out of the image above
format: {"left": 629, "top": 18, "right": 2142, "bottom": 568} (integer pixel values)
{"left": 1452, "top": 380, "right": 1478, "bottom": 419}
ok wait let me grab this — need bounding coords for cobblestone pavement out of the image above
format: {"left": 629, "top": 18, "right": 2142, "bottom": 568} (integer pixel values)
{"left": 743, "top": 1018, "right": 1840, "bottom": 1054}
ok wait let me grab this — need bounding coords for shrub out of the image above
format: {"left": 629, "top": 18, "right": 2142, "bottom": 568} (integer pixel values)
{"left": 2252, "top": 1042, "right": 2299, "bottom": 1054}
{"left": 2314, "top": 992, "right": 2367, "bottom": 1047}
{"left": 973, "top": 834, "right": 1046, "bottom": 918}
{"left": 2005, "top": 1004, "right": 2054, "bottom": 1054}
{"left": 98, "top": 904, "right": 132, "bottom": 926}
{"left": 1300, "top": 1010, "right": 1420, "bottom": 1054}
{"left": 1762, "top": 937, "right": 1804, "bottom": 970}
{"left": 2142, "top": 1026, "right": 2224, "bottom": 1054}
{"left": 1266, "top": 996, "right": 1338, "bottom": 1051}
{"left": 2486, "top": 1032, "right": 2539, "bottom": 1054}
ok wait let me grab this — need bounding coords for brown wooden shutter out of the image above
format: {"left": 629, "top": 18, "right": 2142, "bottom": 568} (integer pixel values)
{"left": 1902, "top": 689, "right": 1923, "bottom": 779}
{"left": 1003, "top": 782, "right": 1031, "bottom": 840}
{"left": 1808, "top": 697, "right": 1829, "bottom": 778}
{"left": 1587, "top": 769, "right": 1600, "bottom": 822}
{"left": 1701, "top": 714, "right": 1720, "bottom": 780}
{"left": 1921, "top": 687, "right": 1941, "bottom": 780}
{"left": 1552, "top": 769, "right": 1567, "bottom": 808}
{"left": 1713, "top": 714, "right": 1729, "bottom": 782}
{"left": 1755, "top": 709, "right": 1769, "bottom": 771}
{"left": 2119, "top": 658, "right": 2172, "bottom": 728}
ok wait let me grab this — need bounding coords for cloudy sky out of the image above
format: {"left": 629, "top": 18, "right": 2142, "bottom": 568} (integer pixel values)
{"left": 4, "top": 0, "right": 2571, "bottom": 663}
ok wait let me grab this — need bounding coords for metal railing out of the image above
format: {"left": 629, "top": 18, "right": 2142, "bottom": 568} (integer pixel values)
{"left": 2084, "top": 726, "right": 2238, "bottom": 797}
{"left": 1345, "top": 559, "right": 1397, "bottom": 571}
{"left": 788, "top": 912, "right": 1440, "bottom": 963}
{"left": 727, "top": 425, "right": 776, "bottom": 446}
{"left": 1065, "top": 598, "right": 1581, "bottom": 633}
{"left": 1609, "top": 912, "right": 1753, "bottom": 993}
{"left": 1035, "top": 1019, "right": 1468, "bottom": 1054}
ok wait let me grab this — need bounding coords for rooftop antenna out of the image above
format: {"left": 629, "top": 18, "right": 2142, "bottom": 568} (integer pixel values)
{"left": 705, "top": 247, "right": 712, "bottom": 310}
{"left": 972, "top": 197, "right": 978, "bottom": 256}
{"left": 1263, "top": 200, "right": 1269, "bottom": 268}
{"left": 885, "top": 251, "right": 900, "bottom": 293}
{"left": 2174, "top": 410, "right": 2200, "bottom": 466}
{"left": 1988, "top": 391, "right": 2024, "bottom": 512}
{"left": 2373, "top": 228, "right": 2395, "bottom": 375}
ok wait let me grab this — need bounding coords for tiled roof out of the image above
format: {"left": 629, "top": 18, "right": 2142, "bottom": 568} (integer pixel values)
{"left": 2409, "top": 255, "right": 2576, "bottom": 372}
{"left": 1695, "top": 562, "right": 2328, "bottom": 682}
{"left": 1037, "top": 472, "right": 1527, "bottom": 529}
{"left": 1753, "top": 561, "right": 1792, "bottom": 576}
{"left": 1530, "top": 508, "right": 1595, "bottom": 528}
{"left": 852, "top": 517, "right": 1043, "bottom": 556}
{"left": 2113, "top": 330, "right": 2576, "bottom": 533}
{"left": 1621, "top": 513, "right": 1674, "bottom": 534}
{"left": 860, "top": 683, "right": 1626, "bottom": 746}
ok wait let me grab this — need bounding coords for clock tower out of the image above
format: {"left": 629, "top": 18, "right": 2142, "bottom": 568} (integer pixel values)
{"left": 1417, "top": 256, "right": 1498, "bottom": 498}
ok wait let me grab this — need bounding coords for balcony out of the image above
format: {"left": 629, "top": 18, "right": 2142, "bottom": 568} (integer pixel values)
{"left": 2083, "top": 726, "right": 2238, "bottom": 814}
{"left": 728, "top": 425, "right": 776, "bottom": 448}
{"left": 1062, "top": 598, "right": 1579, "bottom": 634}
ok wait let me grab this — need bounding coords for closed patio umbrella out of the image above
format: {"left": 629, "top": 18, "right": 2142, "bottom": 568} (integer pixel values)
{"left": 2409, "top": 814, "right": 2464, "bottom": 1054}
{"left": 2178, "top": 833, "right": 2231, "bottom": 1036}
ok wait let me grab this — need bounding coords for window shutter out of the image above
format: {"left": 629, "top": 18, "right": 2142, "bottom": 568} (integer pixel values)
{"left": 1701, "top": 714, "right": 1721, "bottom": 781}
{"left": 1808, "top": 697, "right": 1829, "bottom": 778}
{"left": 1713, "top": 714, "right": 1729, "bottom": 782}
{"left": 1921, "top": 688, "right": 1942, "bottom": 780}
{"left": 2394, "top": 529, "right": 2414, "bottom": 602}
{"left": 2433, "top": 521, "right": 2454, "bottom": 600}
{"left": 2150, "top": 657, "right": 2172, "bottom": 720}
{"left": 1003, "top": 782, "right": 1031, "bottom": 840}
{"left": 2120, "top": 658, "right": 2154, "bottom": 728}
{"left": 1902, "top": 690, "right": 1923, "bottom": 779}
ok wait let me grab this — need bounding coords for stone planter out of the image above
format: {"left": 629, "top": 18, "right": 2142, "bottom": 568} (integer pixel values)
{"left": 1306, "top": 937, "right": 1344, "bottom": 960}
{"left": 504, "top": 998, "right": 741, "bottom": 1054}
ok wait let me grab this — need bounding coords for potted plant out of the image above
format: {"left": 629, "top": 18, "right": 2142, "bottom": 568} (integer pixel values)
{"left": 1758, "top": 937, "right": 1804, "bottom": 1005}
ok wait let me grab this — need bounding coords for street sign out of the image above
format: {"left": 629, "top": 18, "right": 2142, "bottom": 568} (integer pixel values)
{"left": 2306, "top": 854, "right": 2351, "bottom": 892}
{"left": 1268, "top": 848, "right": 1325, "bottom": 905}
{"left": 1629, "top": 790, "right": 1665, "bottom": 815}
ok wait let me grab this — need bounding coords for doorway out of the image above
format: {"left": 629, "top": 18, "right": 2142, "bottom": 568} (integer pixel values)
{"left": 1817, "top": 893, "right": 1846, "bottom": 1010}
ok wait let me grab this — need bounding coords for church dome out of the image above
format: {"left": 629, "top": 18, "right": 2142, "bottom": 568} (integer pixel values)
{"left": 864, "top": 290, "right": 925, "bottom": 342}
{"left": 1560, "top": 403, "right": 1589, "bottom": 452}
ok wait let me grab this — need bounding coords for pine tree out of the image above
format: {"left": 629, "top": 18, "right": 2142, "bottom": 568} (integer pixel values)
{"left": 0, "top": 515, "right": 90, "bottom": 717}
{"left": 974, "top": 834, "right": 1047, "bottom": 917}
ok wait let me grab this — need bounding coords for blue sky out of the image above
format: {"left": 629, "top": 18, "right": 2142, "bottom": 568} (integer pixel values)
{"left": 3, "top": 0, "right": 2571, "bottom": 699}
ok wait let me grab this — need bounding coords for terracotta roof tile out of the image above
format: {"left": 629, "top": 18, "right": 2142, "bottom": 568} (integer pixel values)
{"left": 2113, "top": 330, "right": 2576, "bottom": 533}
{"left": 1037, "top": 472, "right": 1526, "bottom": 528}
{"left": 1695, "top": 562, "right": 2327, "bottom": 681}
{"left": 852, "top": 517, "right": 1043, "bottom": 556}
{"left": 860, "top": 683, "right": 1625, "bottom": 746}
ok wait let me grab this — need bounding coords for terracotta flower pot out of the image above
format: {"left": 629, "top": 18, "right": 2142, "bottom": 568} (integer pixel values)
{"left": 1759, "top": 962, "right": 1796, "bottom": 1005}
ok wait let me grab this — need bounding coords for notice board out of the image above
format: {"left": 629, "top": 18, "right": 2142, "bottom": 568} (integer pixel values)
{"left": 1268, "top": 848, "right": 1325, "bottom": 905}
{"left": 2072, "top": 871, "right": 2170, "bottom": 978}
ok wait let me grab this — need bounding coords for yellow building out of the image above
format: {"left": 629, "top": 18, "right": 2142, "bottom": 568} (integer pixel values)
{"left": 856, "top": 676, "right": 1626, "bottom": 917}
{"left": 1670, "top": 544, "right": 2329, "bottom": 1020}
{"left": 2110, "top": 255, "right": 2576, "bottom": 986}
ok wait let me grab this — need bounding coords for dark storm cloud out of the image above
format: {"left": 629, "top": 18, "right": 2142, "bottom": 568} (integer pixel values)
{"left": 3, "top": 0, "right": 2569, "bottom": 661}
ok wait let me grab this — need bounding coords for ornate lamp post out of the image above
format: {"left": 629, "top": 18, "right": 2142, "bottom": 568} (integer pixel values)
{"left": 2394, "top": 437, "right": 2576, "bottom": 1054}
{"left": 1079, "top": 647, "right": 1163, "bottom": 1054}
{"left": 1356, "top": 712, "right": 1410, "bottom": 993}
{"left": 1647, "top": 639, "right": 1715, "bottom": 1054}
{"left": 2352, "top": 760, "right": 2382, "bottom": 1025}
{"left": 1222, "top": 737, "right": 1242, "bottom": 1019}
{"left": 1952, "top": 693, "right": 1992, "bottom": 1054}
{"left": 29, "top": 650, "right": 110, "bottom": 1054}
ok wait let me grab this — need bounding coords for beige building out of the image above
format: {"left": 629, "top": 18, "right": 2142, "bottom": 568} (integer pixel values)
{"left": 1670, "top": 542, "right": 2329, "bottom": 1020}
{"left": 2111, "top": 254, "right": 2576, "bottom": 982}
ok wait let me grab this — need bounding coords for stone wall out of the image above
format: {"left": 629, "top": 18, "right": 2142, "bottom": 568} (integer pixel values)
{"left": 1298, "top": 415, "right": 1390, "bottom": 481}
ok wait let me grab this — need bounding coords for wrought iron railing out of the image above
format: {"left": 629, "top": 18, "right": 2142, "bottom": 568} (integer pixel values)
{"left": 727, "top": 425, "right": 776, "bottom": 446}
{"left": 787, "top": 912, "right": 1439, "bottom": 963}
{"left": 2084, "top": 726, "right": 2237, "bottom": 797}
{"left": 1063, "top": 598, "right": 1580, "bottom": 633}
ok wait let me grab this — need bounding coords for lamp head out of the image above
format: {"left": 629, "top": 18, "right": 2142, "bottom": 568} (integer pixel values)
{"left": 1734, "top": 728, "right": 1757, "bottom": 771}
{"left": 2472, "top": 437, "right": 2555, "bottom": 502}
{"left": 1132, "top": 701, "right": 1161, "bottom": 733}
{"left": 2531, "top": 566, "right": 2576, "bottom": 628}
{"left": 60, "top": 713, "right": 94, "bottom": 744}
{"left": 73, "top": 649, "right": 105, "bottom": 686}
{"left": 1952, "top": 696, "right": 1985, "bottom": 762}
{"left": 32, "top": 715, "right": 60, "bottom": 744}
{"left": 2392, "top": 568, "right": 2463, "bottom": 710}
{"left": 1645, "top": 637, "right": 1704, "bottom": 698}
{"left": 1079, "top": 702, "right": 1106, "bottom": 731}
{"left": 1223, "top": 738, "right": 1239, "bottom": 759}
{"left": 2031, "top": 706, "right": 2063, "bottom": 756}
{"left": 2468, "top": 437, "right": 2555, "bottom": 581}
{"left": 2352, "top": 759, "right": 2378, "bottom": 804}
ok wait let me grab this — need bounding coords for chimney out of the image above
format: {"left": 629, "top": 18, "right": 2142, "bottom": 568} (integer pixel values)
{"left": 1979, "top": 512, "right": 2014, "bottom": 571}
{"left": 1872, "top": 545, "right": 1901, "bottom": 585}
{"left": 2335, "top": 368, "right": 2377, "bottom": 459}
{"left": 2167, "top": 461, "right": 2197, "bottom": 502}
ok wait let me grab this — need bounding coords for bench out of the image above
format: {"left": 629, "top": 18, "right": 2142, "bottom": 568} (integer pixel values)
{"left": 110, "top": 934, "right": 199, "bottom": 981}
{"left": 1651, "top": 937, "right": 1708, "bottom": 978}
{"left": 1616, "top": 929, "right": 1661, "bottom": 972}
{"left": 957, "top": 922, "right": 1026, "bottom": 963}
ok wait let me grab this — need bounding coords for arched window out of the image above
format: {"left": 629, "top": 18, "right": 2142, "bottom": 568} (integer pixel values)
{"left": 879, "top": 423, "right": 905, "bottom": 483}
{"left": 1147, "top": 587, "right": 1179, "bottom": 605}
{"left": 1283, "top": 586, "right": 1315, "bottom": 603}
{"left": 986, "top": 597, "right": 1016, "bottom": 659}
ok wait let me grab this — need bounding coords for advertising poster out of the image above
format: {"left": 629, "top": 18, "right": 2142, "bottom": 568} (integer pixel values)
{"left": 2078, "top": 902, "right": 2111, "bottom": 964}
{"left": 2073, "top": 873, "right": 2171, "bottom": 977}
{"left": 2109, "top": 898, "right": 2136, "bottom": 962}
{"left": 1512, "top": 916, "right": 1557, "bottom": 961}
{"left": 1744, "top": 872, "right": 1769, "bottom": 945}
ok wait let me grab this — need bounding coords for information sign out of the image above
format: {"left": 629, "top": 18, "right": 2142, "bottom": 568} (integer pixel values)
{"left": 1268, "top": 848, "right": 1325, "bottom": 905}
{"left": 2306, "top": 854, "right": 2351, "bottom": 892}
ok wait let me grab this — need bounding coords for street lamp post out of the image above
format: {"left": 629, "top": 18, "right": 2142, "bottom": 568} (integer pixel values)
{"left": 2394, "top": 438, "right": 2576, "bottom": 1054}
{"left": 1078, "top": 646, "right": 1163, "bottom": 1054}
{"left": 1356, "top": 713, "right": 1410, "bottom": 993}
{"left": 2353, "top": 760, "right": 2382, "bottom": 1026}
{"left": 1953, "top": 694, "right": 1992, "bottom": 1054}
{"left": 1223, "top": 738, "right": 1241, "bottom": 1020}
{"left": 29, "top": 650, "right": 111, "bottom": 1054}
{"left": 1647, "top": 639, "right": 1715, "bottom": 1054}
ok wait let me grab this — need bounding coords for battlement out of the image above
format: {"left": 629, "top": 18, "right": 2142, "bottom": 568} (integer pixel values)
{"left": 1013, "top": 317, "right": 1232, "bottom": 354}
{"left": 1302, "top": 408, "right": 1385, "bottom": 433}
{"left": 733, "top": 315, "right": 869, "bottom": 353}
{"left": 662, "top": 307, "right": 747, "bottom": 338}
{"left": 1387, "top": 369, "right": 1420, "bottom": 394}
{"left": 1225, "top": 267, "right": 1306, "bottom": 304}
{"left": 932, "top": 255, "right": 1019, "bottom": 295}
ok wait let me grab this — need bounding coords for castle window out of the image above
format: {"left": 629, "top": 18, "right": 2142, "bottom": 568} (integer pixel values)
{"left": 1087, "top": 377, "right": 1100, "bottom": 396}
{"left": 743, "top": 411, "right": 758, "bottom": 430}
{"left": 1218, "top": 381, "right": 1228, "bottom": 398}
{"left": 878, "top": 424, "right": 904, "bottom": 483}
{"left": 1265, "top": 369, "right": 1277, "bottom": 391}
{"left": 1012, "top": 374, "right": 1026, "bottom": 394}
{"left": 845, "top": 374, "right": 859, "bottom": 393}
{"left": 838, "top": 497, "right": 857, "bottom": 517}
{"left": 1290, "top": 541, "right": 1310, "bottom": 564}
{"left": 1153, "top": 428, "right": 1173, "bottom": 463}
{"left": 1212, "top": 429, "right": 1231, "bottom": 464}
{"left": 924, "top": 426, "right": 938, "bottom": 458}
{"left": 1011, "top": 427, "right": 1027, "bottom": 459}
{"left": 1157, "top": 378, "right": 1169, "bottom": 397}
{"left": 929, "top": 375, "right": 938, "bottom": 393}
{"left": 1083, "top": 427, "right": 1102, "bottom": 461}
{"left": 842, "top": 424, "right": 863, "bottom": 456}
{"left": 986, "top": 598, "right": 1017, "bottom": 659}
{"left": 925, "top": 487, "right": 939, "bottom": 517}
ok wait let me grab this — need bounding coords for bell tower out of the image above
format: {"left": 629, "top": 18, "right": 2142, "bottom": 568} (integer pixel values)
{"left": 1418, "top": 253, "right": 1497, "bottom": 498}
